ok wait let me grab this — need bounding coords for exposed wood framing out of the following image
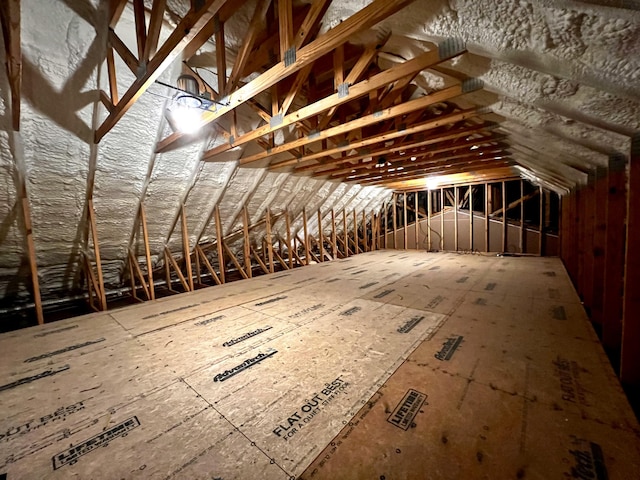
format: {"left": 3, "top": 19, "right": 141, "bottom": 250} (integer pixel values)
{"left": 21, "top": 192, "right": 44, "bottom": 324}
{"left": 164, "top": 247, "right": 189, "bottom": 292}
{"left": 621, "top": 134, "right": 640, "bottom": 386}
{"left": 454, "top": 186, "right": 458, "bottom": 251}
{"left": 243, "top": 207, "right": 252, "bottom": 278}
{"left": 469, "top": 185, "right": 474, "bottom": 250}
{"left": 181, "top": 205, "right": 194, "bottom": 291}
{"left": 286, "top": 210, "right": 294, "bottom": 268}
{"left": 302, "top": 208, "right": 310, "bottom": 265}
{"left": 196, "top": 245, "right": 222, "bottom": 285}
{"left": 331, "top": 209, "right": 338, "bottom": 259}
{"left": 403, "top": 193, "right": 408, "bottom": 249}
{"left": 87, "top": 199, "right": 107, "bottom": 311}
{"left": 0, "top": 0, "right": 22, "bottom": 130}
{"left": 440, "top": 188, "right": 444, "bottom": 250}
{"left": 157, "top": 0, "right": 419, "bottom": 152}
{"left": 266, "top": 208, "right": 275, "bottom": 273}
{"left": 501, "top": 181, "right": 507, "bottom": 252}
{"left": 215, "top": 205, "right": 226, "bottom": 283}
{"left": 427, "top": 191, "right": 432, "bottom": 251}
{"left": 223, "top": 242, "right": 249, "bottom": 279}
{"left": 95, "top": 0, "right": 233, "bottom": 142}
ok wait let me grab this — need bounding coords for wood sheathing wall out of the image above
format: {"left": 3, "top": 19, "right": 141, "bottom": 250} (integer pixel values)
{"left": 560, "top": 133, "right": 640, "bottom": 396}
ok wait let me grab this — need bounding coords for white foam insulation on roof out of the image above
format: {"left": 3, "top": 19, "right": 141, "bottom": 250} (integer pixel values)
{"left": 0, "top": 0, "right": 639, "bottom": 313}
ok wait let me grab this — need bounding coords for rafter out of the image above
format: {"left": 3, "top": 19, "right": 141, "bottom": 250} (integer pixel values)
{"left": 0, "top": 0, "right": 21, "bottom": 130}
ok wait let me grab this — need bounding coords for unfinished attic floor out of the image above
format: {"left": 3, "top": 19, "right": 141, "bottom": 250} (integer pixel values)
{"left": 1, "top": 251, "right": 639, "bottom": 479}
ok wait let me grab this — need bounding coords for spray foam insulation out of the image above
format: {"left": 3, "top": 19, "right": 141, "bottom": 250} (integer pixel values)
{"left": 1, "top": 251, "right": 639, "bottom": 479}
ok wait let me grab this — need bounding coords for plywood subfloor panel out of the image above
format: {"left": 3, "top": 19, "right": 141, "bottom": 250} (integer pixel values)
{"left": 1, "top": 251, "right": 638, "bottom": 479}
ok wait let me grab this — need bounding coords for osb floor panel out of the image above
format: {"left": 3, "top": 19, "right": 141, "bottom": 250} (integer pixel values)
{"left": 1, "top": 251, "right": 639, "bottom": 479}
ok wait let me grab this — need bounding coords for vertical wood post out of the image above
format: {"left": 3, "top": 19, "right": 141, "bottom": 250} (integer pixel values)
{"left": 331, "top": 209, "right": 338, "bottom": 258}
{"left": 302, "top": 207, "right": 310, "bottom": 264}
{"left": 621, "top": 133, "right": 640, "bottom": 385}
{"left": 353, "top": 209, "right": 359, "bottom": 253}
{"left": 484, "top": 183, "right": 489, "bottom": 252}
{"left": 22, "top": 194, "right": 44, "bottom": 323}
{"left": 602, "top": 154, "right": 627, "bottom": 351}
{"left": 403, "top": 192, "right": 408, "bottom": 249}
{"left": 343, "top": 209, "right": 349, "bottom": 256}
{"left": 140, "top": 203, "right": 155, "bottom": 300}
{"left": 392, "top": 193, "right": 397, "bottom": 249}
{"left": 181, "top": 205, "right": 193, "bottom": 291}
{"left": 362, "top": 210, "right": 368, "bottom": 252}
{"left": 469, "top": 185, "right": 473, "bottom": 251}
{"left": 266, "top": 208, "right": 274, "bottom": 272}
{"left": 317, "top": 209, "right": 324, "bottom": 261}
{"left": 243, "top": 207, "right": 252, "bottom": 277}
{"left": 454, "top": 186, "right": 458, "bottom": 251}
{"left": 501, "top": 181, "right": 507, "bottom": 253}
{"left": 214, "top": 205, "right": 225, "bottom": 283}
{"left": 88, "top": 199, "right": 107, "bottom": 310}
{"left": 440, "top": 187, "right": 444, "bottom": 250}
{"left": 286, "top": 209, "right": 293, "bottom": 268}
{"left": 519, "top": 180, "right": 525, "bottom": 253}
{"left": 383, "top": 200, "right": 388, "bottom": 249}
{"left": 414, "top": 192, "right": 419, "bottom": 250}
{"left": 591, "top": 167, "right": 608, "bottom": 326}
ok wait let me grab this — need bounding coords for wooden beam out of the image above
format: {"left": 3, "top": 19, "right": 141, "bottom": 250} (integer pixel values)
{"left": 165, "top": 247, "right": 190, "bottom": 292}
{"left": 272, "top": 245, "right": 290, "bottom": 269}
{"left": 215, "top": 15, "right": 227, "bottom": 94}
{"left": 266, "top": 208, "right": 275, "bottom": 272}
{"left": 214, "top": 205, "right": 226, "bottom": 283}
{"left": 21, "top": 194, "right": 44, "bottom": 324}
{"left": 602, "top": 155, "right": 627, "bottom": 351}
{"left": 331, "top": 209, "right": 338, "bottom": 259}
{"left": 501, "top": 181, "right": 507, "bottom": 252}
{"left": 226, "top": 0, "right": 271, "bottom": 93}
{"left": 343, "top": 209, "right": 350, "bottom": 256}
{"left": 251, "top": 245, "right": 270, "bottom": 274}
{"left": 426, "top": 191, "right": 431, "bottom": 251}
{"left": 469, "top": 186, "right": 474, "bottom": 250}
{"left": 302, "top": 207, "right": 310, "bottom": 265}
{"left": 440, "top": 187, "right": 444, "bottom": 250}
{"left": 144, "top": 0, "right": 166, "bottom": 62}
{"left": 129, "top": 250, "right": 151, "bottom": 300}
{"left": 519, "top": 180, "right": 524, "bottom": 253}
{"left": 88, "top": 200, "right": 107, "bottom": 310}
{"left": 293, "top": 0, "right": 332, "bottom": 49}
{"left": 196, "top": 245, "right": 222, "bottom": 285}
{"left": 140, "top": 203, "right": 155, "bottom": 300}
{"left": 109, "top": 0, "right": 128, "bottom": 28}
{"left": 317, "top": 209, "right": 324, "bottom": 262}
{"left": 239, "top": 80, "right": 476, "bottom": 167}
{"left": 286, "top": 209, "right": 294, "bottom": 268}
{"left": 454, "top": 186, "right": 458, "bottom": 251}
{"left": 591, "top": 167, "right": 608, "bottom": 326}
{"left": 133, "top": 0, "right": 147, "bottom": 61}
{"left": 484, "top": 183, "right": 489, "bottom": 252}
{"left": 620, "top": 133, "right": 640, "bottom": 386}
{"left": 181, "top": 205, "right": 194, "bottom": 291}
{"left": 392, "top": 194, "right": 397, "bottom": 249}
{"left": 95, "top": 0, "right": 231, "bottom": 142}
{"left": 109, "top": 29, "right": 139, "bottom": 75}
{"left": 539, "top": 186, "right": 545, "bottom": 256}
{"left": 243, "top": 206, "right": 252, "bottom": 278}
{"left": 278, "top": 0, "right": 293, "bottom": 60}
{"left": 223, "top": 242, "right": 249, "bottom": 279}
{"left": 160, "top": 0, "right": 444, "bottom": 153}
{"left": 383, "top": 200, "right": 388, "bottom": 249}
{"left": 0, "top": 0, "right": 22, "bottom": 130}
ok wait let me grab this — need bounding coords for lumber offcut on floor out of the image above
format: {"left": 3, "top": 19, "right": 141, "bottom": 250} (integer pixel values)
{"left": 1, "top": 251, "right": 639, "bottom": 479}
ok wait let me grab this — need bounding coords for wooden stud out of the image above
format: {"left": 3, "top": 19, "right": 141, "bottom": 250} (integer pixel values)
{"left": 502, "top": 181, "right": 507, "bottom": 253}
{"left": 266, "top": 208, "right": 274, "bottom": 273}
{"left": 214, "top": 205, "right": 226, "bottom": 283}
{"left": 133, "top": 0, "right": 147, "bottom": 61}
{"left": 223, "top": 243, "right": 248, "bottom": 279}
{"left": 414, "top": 192, "right": 419, "bottom": 250}
{"left": 362, "top": 210, "right": 368, "bottom": 252}
{"left": 440, "top": 187, "right": 444, "bottom": 250}
{"left": 286, "top": 209, "right": 293, "bottom": 268}
{"left": 215, "top": 15, "right": 227, "bottom": 94}
{"left": 317, "top": 209, "right": 324, "bottom": 262}
{"left": 181, "top": 205, "right": 194, "bottom": 291}
{"left": 165, "top": 247, "right": 189, "bottom": 292}
{"left": 392, "top": 194, "right": 397, "bottom": 249}
{"left": 383, "top": 200, "right": 388, "bottom": 249}
{"left": 196, "top": 245, "right": 221, "bottom": 285}
{"left": 427, "top": 190, "right": 432, "bottom": 251}
{"left": 278, "top": 0, "right": 293, "bottom": 60}
{"left": 109, "top": 29, "right": 139, "bottom": 75}
{"left": 353, "top": 209, "right": 360, "bottom": 253}
{"left": 469, "top": 185, "right": 474, "bottom": 251}
{"left": 403, "top": 193, "right": 408, "bottom": 249}
{"left": 591, "top": 167, "right": 608, "bottom": 326}
{"left": 21, "top": 195, "right": 44, "bottom": 324}
{"left": 140, "top": 204, "right": 155, "bottom": 300}
{"left": 251, "top": 245, "right": 270, "bottom": 274}
{"left": 302, "top": 208, "right": 310, "bottom": 265}
{"left": 519, "top": 180, "right": 525, "bottom": 253}
{"left": 602, "top": 154, "right": 627, "bottom": 350}
{"left": 454, "top": 186, "right": 458, "bottom": 251}
{"left": 272, "top": 245, "right": 290, "bottom": 270}
{"left": 343, "top": 209, "right": 349, "bottom": 256}
{"left": 620, "top": 133, "right": 640, "bottom": 385}
{"left": 129, "top": 250, "right": 151, "bottom": 300}
{"left": 331, "top": 209, "right": 338, "bottom": 259}
{"left": 243, "top": 207, "right": 252, "bottom": 278}
{"left": 485, "top": 183, "right": 490, "bottom": 252}
{"left": 128, "top": 255, "right": 139, "bottom": 302}
{"left": 539, "top": 186, "right": 545, "bottom": 256}
{"left": 0, "top": 0, "right": 22, "bottom": 130}
{"left": 88, "top": 199, "right": 107, "bottom": 310}
{"left": 144, "top": 0, "right": 166, "bottom": 62}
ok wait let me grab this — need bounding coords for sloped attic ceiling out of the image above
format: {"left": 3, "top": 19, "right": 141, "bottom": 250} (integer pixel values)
{"left": 0, "top": 0, "right": 638, "bottom": 319}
